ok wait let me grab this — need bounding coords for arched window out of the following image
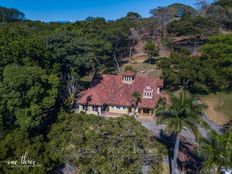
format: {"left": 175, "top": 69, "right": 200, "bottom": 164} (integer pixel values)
{"left": 143, "top": 85, "right": 153, "bottom": 98}
{"left": 122, "top": 70, "right": 135, "bottom": 84}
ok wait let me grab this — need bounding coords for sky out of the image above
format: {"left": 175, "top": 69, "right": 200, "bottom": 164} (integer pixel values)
{"left": 0, "top": 0, "right": 214, "bottom": 22}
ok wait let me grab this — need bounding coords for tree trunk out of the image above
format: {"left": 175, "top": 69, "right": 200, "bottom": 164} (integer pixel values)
{"left": 129, "top": 46, "right": 132, "bottom": 58}
{"left": 163, "top": 27, "right": 166, "bottom": 38}
{"left": 216, "top": 166, "right": 222, "bottom": 174}
{"left": 172, "top": 133, "right": 180, "bottom": 174}
{"left": 113, "top": 51, "right": 121, "bottom": 72}
{"left": 133, "top": 102, "right": 137, "bottom": 116}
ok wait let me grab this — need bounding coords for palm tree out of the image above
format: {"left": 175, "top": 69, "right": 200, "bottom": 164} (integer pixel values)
{"left": 132, "top": 92, "right": 141, "bottom": 116}
{"left": 197, "top": 129, "right": 232, "bottom": 174}
{"left": 155, "top": 91, "right": 206, "bottom": 174}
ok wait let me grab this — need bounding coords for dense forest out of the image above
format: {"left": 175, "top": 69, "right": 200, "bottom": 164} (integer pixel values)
{"left": 0, "top": 0, "right": 232, "bottom": 174}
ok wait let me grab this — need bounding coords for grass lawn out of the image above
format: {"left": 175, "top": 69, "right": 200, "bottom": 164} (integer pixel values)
{"left": 201, "top": 93, "right": 232, "bottom": 124}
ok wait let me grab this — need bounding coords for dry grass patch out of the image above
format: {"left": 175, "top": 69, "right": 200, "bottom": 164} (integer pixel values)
{"left": 162, "top": 162, "right": 169, "bottom": 174}
{"left": 201, "top": 93, "right": 232, "bottom": 125}
{"left": 121, "top": 62, "right": 162, "bottom": 78}
{"left": 122, "top": 53, "right": 162, "bottom": 78}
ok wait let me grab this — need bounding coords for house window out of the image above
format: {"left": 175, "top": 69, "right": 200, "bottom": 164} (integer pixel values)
{"left": 93, "top": 106, "right": 98, "bottom": 112}
{"left": 144, "top": 92, "right": 152, "bottom": 96}
{"left": 123, "top": 76, "right": 133, "bottom": 83}
{"left": 83, "top": 105, "right": 88, "bottom": 111}
{"left": 112, "top": 106, "right": 126, "bottom": 110}
{"left": 143, "top": 85, "right": 153, "bottom": 99}
{"left": 157, "top": 87, "right": 161, "bottom": 94}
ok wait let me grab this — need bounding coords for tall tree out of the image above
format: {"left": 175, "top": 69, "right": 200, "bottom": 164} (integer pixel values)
{"left": 207, "top": 1, "right": 232, "bottom": 30}
{"left": 45, "top": 30, "right": 98, "bottom": 98}
{"left": 214, "top": 0, "right": 232, "bottom": 8}
{"left": 167, "top": 3, "right": 197, "bottom": 17}
{"left": 126, "top": 12, "right": 142, "bottom": 21}
{"left": 195, "top": 0, "right": 210, "bottom": 15}
{"left": 144, "top": 40, "right": 159, "bottom": 64}
{"left": 150, "top": 7, "right": 175, "bottom": 37}
{"left": 156, "top": 91, "right": 206, "bottom": 174}
{"left": 132, "top": 92, "right": 141, "bottom": 116}
{"left": 0, "top": 6, "right": 25, "bottom": 22}
{"left": 197, "top": 130, "right": 232, "bottom": 174}
{"left": 167, "top": 15, "right": 219, "bottom": 36}
{"left": 162, "top": 34, "right": 232, "bottom": 94}
{"left": 201, "top": 34, "right": 232, "bottom": 89}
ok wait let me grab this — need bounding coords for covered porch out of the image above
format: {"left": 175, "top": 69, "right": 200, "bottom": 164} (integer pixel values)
{"left": 77, "top": 104, "right": 105, "bottom": 115}
{"left": 138, "top": 108, "right": 154, "bottom": 117}
{"left": 77, "top": 104, "right": 131, "bottom": 117}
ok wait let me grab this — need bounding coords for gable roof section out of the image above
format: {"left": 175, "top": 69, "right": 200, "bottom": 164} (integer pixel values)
{"left": 122, "top": 70, "right": 136, "bottom": 77}
{"left": 77, "top": 73, "right": 165, "bottom": 109}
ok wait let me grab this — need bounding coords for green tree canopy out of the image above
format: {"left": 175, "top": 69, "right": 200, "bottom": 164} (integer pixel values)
{"left": 197, "top": 130, "right": 232, "bottom": 174}
{"left": 46, "top": 30, "right": 98, "bottom": 77}
{"left": 201, "top": 34, "right": 232, "bottom": 90}
{"left": 0, "top": 65, "right": 59, "bottom": 130}
{"left": 167, "top": 16, "right": 219, "bottom": 36}
{"left": 167, "top": 3, "right": 197, "bottom": 17}
{"left": 214, "top": 0, "right": 232, "bottom": 8}
{"left": 151, "top": 16, "right": 232, "bottom": 95}
{"left": 0, "top": 6, "right": 25, "bottom": 22}
{"left": 126, "top": 12, "right": 142, "bottom": 21}
{"left": 47, "top": 112, "right": 165, "bottom": 174}
{"left": 207, "top": 1, "right": 232, "bottom": 30}
{"left": 144, "top": 40, "right": 159, "bottom": 64}
{"left": 0, "top": 129, "right": 47, "bottom": 174}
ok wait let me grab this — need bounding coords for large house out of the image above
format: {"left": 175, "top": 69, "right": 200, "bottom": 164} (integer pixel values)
{"left": 76, "top": 70, "right": 168, "bottom": 117}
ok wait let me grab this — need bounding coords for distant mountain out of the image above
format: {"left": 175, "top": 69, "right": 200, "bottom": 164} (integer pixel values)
{"left": 51, "top": 20, "right": 73, "bottom": 24}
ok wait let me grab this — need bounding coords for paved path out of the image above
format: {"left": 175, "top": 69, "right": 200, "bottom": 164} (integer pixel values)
{"left": 136, "top": 114, "right": 223, "bottom": 144}
{"left": 101, "top": 113, "right": 223, "bottom": 144}
{"left": 136, "top": 117, "right": 196, "bottom": 143}
{"left": 135, "top": 115, "right": 224, "bottom": 174}
{"left": 202, "top": 114, "right": 223, "bottom": 133}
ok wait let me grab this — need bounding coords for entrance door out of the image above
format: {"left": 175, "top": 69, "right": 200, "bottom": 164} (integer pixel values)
{"left": 102, "top": 104, "right": 109, "bottom": 112}
{"left": 143, "top": 109, "right": 150, "bottom": 114}
{"left": 139, "top": 108, "right": 152, "bottom": 116}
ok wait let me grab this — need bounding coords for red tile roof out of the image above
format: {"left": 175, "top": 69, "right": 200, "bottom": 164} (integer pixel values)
{"left": 77, "top": 73, "right": 167, "bottom": 109}
{"left": 122, "top": 70, "right": 136, "bottom": 77}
